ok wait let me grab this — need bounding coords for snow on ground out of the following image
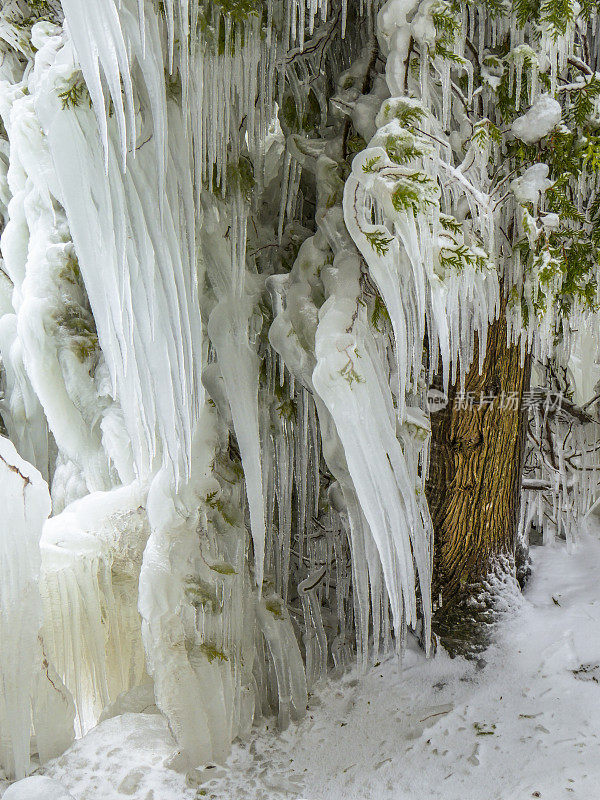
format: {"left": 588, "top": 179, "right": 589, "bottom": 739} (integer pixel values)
{"left": 4, "top": 530, "right": 600, "bottom": 800}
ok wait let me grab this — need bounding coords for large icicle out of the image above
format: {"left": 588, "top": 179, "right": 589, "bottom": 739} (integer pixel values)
{"left": 32, "top": 24, "right": 203, "bottom": 481}
{"left": 311, "top": 209, "right": 433, "bottom": 645}
{"left": 268, "top": 147, "right": 434, "bottom": 655}
{"left": 208, "top": 297, "right": 267, "bottom": 588}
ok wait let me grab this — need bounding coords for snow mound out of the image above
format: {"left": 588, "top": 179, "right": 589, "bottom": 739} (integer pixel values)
{"left": 3, "top": 777, "right": 73, "bottom": 800}
{"left": 43, "top": 714, "right": 195, "bottom": 800}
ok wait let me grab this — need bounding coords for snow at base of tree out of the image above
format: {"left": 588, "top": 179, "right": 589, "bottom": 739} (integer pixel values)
{"left": 3, "top": 524, "right": 600, "bottom": 800}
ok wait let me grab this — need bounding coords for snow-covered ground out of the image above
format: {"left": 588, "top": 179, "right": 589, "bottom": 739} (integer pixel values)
{"left": 5, "top": 531, "right": 600, "bottom": 800}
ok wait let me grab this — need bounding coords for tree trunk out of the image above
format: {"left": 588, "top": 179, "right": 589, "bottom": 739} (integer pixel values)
{"left": 426, "top": 296, "right": 531, "bottom": 656}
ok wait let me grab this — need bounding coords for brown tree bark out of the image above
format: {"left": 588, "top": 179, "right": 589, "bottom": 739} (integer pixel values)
{"left": 426, "top": 296, "right": 531, "bottom": 655}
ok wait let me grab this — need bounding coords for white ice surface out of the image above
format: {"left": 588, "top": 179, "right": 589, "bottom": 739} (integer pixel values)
{"left": 3, "top": 528, "right": 600, "bottom": 799}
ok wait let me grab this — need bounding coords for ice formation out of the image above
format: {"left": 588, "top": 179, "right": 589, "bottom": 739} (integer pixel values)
{"left": 0, "top": 0, "right": 598, "bottom": 783}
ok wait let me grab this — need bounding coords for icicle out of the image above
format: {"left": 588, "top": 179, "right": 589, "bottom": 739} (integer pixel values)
{"left": 208, "top": 299, "right": 267, "bottom": 590}
{"left": 256, "top": 595, "right": 307, "bottom": 730}
{"left": 60, "top": 0, "right": 137, "bottom": 169}
{"left": 441, "top": 61, "right": 451, "bottom": 130}
{"left": 298, "top": 569, "right": 328, "bottom": 688}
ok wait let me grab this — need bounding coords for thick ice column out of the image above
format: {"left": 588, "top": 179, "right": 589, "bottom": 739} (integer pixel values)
{"left": 40, "top": 482, "right": 149, "bottom": 734}
{"left": 139, "top": 411, "right": 242, "bottom": 767}
{"left": 139, "top": 465, "right": 218, "bottom": 767}
{"left": 0, "top": 437, "right": 72, "bottom": 779}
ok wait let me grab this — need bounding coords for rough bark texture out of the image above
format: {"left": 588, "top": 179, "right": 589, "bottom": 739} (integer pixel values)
{"left": 426, "top": 297, "right": 531, "bottom": 655}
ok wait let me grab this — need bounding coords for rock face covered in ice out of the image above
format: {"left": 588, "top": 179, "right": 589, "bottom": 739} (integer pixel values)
{"left": 0, "top": 0, "right": 313, "bottom": 771}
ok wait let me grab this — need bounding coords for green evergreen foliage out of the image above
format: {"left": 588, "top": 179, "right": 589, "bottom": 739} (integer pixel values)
{"left": 281, "top": 89, "right": 323, "bottom": 134}
{"left": 439, "top": 243, "right": 488, "bottom": 274}
{"left": 431, "top": 0, "right": 464, "bottom": 62}
{"left": 362, "top": 154, "right": 382, "bottom": 173}
{"left": 189, "top": 0, "right": 267, "bottom": 55}
{"left": 540, "top": 0, "right": 576, "bottom": 38}
{"left": 371, "top": 295, "right": 391, "bottom": 333}
{"left": 385, "top": 132, "right": 427, "bottom": 166}
{"left": 57, "top": 77, "right": 89, "bottom": 110}
{"left": 59, "top": 255, "right": 82, "bottom": 287}
{"left": 227, "top": 155, "right": 256, "bottom": 202}
{"left": 381, "top": 101, "right": 427, "bottom": 131}
{"left": 204, "top": 490, "right": 238, "bottom": 527}
{"left": 446, "top": 0, "right": 599, "bottom": 337}
{"left": 265, "top": 597, "right": 285, "bottom": 619}
{"left": 365, "top": 230, "right": 393, "bottom": 257}
{"left": 391, "top": 174, "right": 436, "bottom": 214}
{"left": 209, "top": 562, "right": 237, "bottom": 575}
{"left": 185, "top": 578, "right": 222, "bottom": 612}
